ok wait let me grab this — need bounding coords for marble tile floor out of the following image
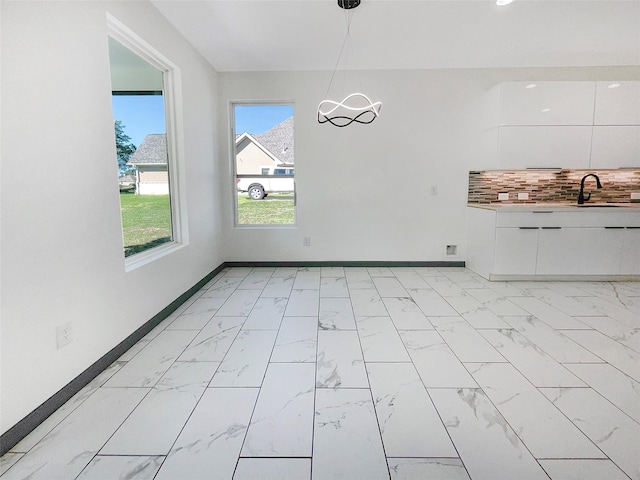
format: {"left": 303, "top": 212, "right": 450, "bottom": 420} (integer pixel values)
{"left": 2, "top": 267, "right": 639, "bottom": 480}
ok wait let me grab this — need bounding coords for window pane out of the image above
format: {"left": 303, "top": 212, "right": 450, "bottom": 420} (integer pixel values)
{"left": 234, "top": 104, "right": 295, "bottom": 225}
{"left": 108, "top": 37, "right": 174, "bottom": 256}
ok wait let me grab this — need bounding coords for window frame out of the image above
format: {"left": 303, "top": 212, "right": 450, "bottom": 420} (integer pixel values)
{"left": 230, "top": 101, "right": 297, "bottom": 228}
{"left": 107, "top": 14, "right": 188, "bottom": 271}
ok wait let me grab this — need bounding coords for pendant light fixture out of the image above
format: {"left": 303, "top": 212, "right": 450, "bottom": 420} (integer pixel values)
{"left": 317, "top": 0, "right": 382, "bottom": 127}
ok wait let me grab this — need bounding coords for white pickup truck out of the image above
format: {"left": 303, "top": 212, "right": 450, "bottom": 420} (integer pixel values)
{"left": 236, "top": 167, "right": 295, "bottom": 200}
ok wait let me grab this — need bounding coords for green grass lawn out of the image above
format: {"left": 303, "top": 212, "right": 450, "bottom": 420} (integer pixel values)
{"left": 237, "top": 193, "right": 295, "bottom": 225}
{"left": 120, "top": 193, "right": 172, "bottom": 256}
{"left": 119, "top": 192, "right": 293, "bottom": 256}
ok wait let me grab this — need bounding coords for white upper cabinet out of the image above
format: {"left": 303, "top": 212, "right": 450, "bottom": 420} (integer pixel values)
{"left": 499, "top": 82, "right": 595, "bottom": 126}
{"left": 498, "top": 126, "right": 592, "bottom": 169}
{"left": 590, "top": 126, "right": 640, "bottom": 168}
{"left": 594, "top": 81, "right": 640, "bottom": 126}
{"left": 489, "top": 81, "right": 640, "bottom": 169}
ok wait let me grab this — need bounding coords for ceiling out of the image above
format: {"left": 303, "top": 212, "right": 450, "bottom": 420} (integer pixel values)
{"left": 150, "top": 0, "right": 640, "bottom": 73}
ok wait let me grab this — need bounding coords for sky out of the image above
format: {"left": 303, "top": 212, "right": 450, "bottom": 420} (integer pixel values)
{"left": 235, "top": 104, "right": 294, "bottom": 135}
{"left": 112, "top": 97, "right": 293, "bottom": 147}
{"left": 112, "top": 95, "right": 166, "bottom": 147}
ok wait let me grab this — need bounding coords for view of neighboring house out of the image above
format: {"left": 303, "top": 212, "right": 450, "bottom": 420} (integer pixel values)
{"left": 128, "top": 134, "right": 168, "bottom": 194}
{"left": 235, "top": 116, "right": 294, "bottom": 174}
{"left": 126, "top": 118, "right": 293, "bottom": 196}
{"left": 118, "top": 174, "right": 136, "bottom": 191}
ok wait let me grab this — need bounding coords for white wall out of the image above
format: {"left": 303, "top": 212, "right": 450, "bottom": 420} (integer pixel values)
{"left": 219, "top": 70, "right": 478, "bottom": 261}
{"left": 0, "top": 1, "right": 222, "bottom": 434}
{"left": 218, "top": 67, "right": 639, "bottom": 262}
{"left": 1, "top": 0, "right": 638, "bottom": 439}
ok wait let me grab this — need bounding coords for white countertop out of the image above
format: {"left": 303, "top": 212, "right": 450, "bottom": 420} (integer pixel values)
{"left": 468, "top": 203, "right": 640, "bottom": 212}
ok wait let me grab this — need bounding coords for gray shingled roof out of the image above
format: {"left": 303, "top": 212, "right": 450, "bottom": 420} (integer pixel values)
{"left": 252, "top": 117, "right": 294, "bottom": 164}
{"left": 128, "top": 134, "right": 167, "bottom": 165}
{"left": 118, "top": 174, "right": 135, "bottom": 183}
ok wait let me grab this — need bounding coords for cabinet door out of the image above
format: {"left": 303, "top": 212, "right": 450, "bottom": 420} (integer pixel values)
{"left": 537, "top": 228, "right": 624, "bottom": 275}
{"left": 498, "top": 126, "right": 592, "bottom": 169}
{"left": 621, "top": 228, "right": 640, "bottom": 275}
{"left": 493, "top": 228, "right": 539, "bottom": 275}
{"left": 466, "top": 207, "right": 498, "bottom": 280}
{"left": 590, "top": 126, "right": 640, "bottom": 168}
{"left": 594, "top": 81, "right": 640, "bottom": 126}
{"left": 500, "top": 82, "right": 595, "bottom": 126}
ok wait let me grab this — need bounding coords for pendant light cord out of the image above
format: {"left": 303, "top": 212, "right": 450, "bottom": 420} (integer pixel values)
{"left": 317, "top": 1, "right": 381, "bottom": 127}
{"left": 324, "top": 10, "right": 354, "bottom": 99}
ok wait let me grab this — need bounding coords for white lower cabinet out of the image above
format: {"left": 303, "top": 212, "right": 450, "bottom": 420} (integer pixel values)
{"left": 494, "top": 228, "right": 539, "bottom": 274}
{"left": 536, "top": 227, "right": 624, "bottom": 275}
{"left": 621, "top": 228, "right": 640, "bottom": 274}
{"left": 467, "top": 207, "right": 640, "bottom": 279}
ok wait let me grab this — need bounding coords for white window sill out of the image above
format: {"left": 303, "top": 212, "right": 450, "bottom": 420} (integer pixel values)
{"left": 233, "top": 224, "right": 298, "bottom": 230}
{"left": 124, "top": 241, "right": 185, "bottom": 272}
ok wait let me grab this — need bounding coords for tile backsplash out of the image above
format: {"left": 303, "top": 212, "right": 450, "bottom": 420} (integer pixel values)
{"left": 468, "top": 169, "right": 640, "bottom": 205}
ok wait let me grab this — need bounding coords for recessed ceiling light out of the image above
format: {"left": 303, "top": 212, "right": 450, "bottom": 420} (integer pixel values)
{"left": 496, "top": 0, "right": 514, "bottom": 5}
{"left": 608, "top": 83, "right": 621, "bottom": 89}
{"left": 541, "top": 108, "right": 551, "bottom": 113}
{"left": 526, "top": 84, "right": 537, "bottom": 89}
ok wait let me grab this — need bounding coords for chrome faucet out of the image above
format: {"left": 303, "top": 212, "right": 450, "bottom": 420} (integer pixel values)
{"left": 578, "top": 173, "right": 602, "bottom": 204}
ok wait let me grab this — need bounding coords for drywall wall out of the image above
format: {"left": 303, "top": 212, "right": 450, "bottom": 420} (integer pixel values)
{"left": 218, "top": 67, "right": 639, "bottom": 262}
{"left": 1, "top": 0, "right": 638, "bottom": 441}
{"left": 0, "top": 1, "right": 222, "bottom": 433}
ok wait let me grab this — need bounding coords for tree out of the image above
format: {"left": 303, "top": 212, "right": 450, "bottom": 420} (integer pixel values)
{"left": 115, "top": 120, "right": 136, "bottom": 175}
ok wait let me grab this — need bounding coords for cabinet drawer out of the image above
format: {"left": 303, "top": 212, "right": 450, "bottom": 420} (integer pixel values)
{"left": 495, "top": 211, "right": 640, "bottom": 228}
{"left": 621, "top": 228, "right": 640, "bottom": 274}
{"left": 536, "top": 228, "right": 624, "bottom": 275}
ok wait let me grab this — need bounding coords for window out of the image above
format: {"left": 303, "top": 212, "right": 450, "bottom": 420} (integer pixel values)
{"left": 107, "top": 15, "right": 186, "bottom": 268}
{"left": 233, "top": 103, "right": 295, "bottom": 226}
{"left": 273, "top": 168, "right": 294, "bottom": 175}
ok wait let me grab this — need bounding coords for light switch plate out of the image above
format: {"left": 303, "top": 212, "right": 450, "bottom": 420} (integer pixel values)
{"left": 518, "top": 192, "right": 529, "bottom": 200}
{"left": 498, "top": 192, "right": 509, "bottom": 201}
{"left": 631, "top": 192, "right": 640, "bottom": 200}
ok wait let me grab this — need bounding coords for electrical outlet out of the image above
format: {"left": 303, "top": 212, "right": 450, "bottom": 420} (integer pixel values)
{"left": 56, "top": 322, "right": 72, "bottom": 349}
{"left": 498, "top": 192, "right": 509, "bottom": 201}
{"left": 303, "top": 236, "right": 311, "bottom": 246}
{"left": 518, "top": 192, "right": 529, "bottom": 200}
{"left": 631, "top": 192, "right": 640, "bottom": 200}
